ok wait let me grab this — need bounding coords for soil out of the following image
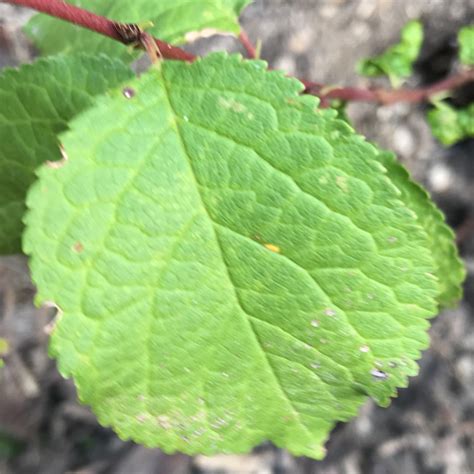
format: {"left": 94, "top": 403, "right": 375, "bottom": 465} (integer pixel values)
{"left": 1, "top": 1, "right": 474, "bottom": 473}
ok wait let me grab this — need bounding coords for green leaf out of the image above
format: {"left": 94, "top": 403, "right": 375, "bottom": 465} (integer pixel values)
{"left": 25, "top": 53, "right": 443, "bottom": 458}
{"left": 0, "top": 433, "right": 24, "bottom": 459}
{"left": 0, "top": 339, "right": 8, "bottom": 355}
{"left": 25, "top": 0, "right": 252, "bottom": 61}
{"left": 357, "top": 20, "right": 423, "bottom": 87}
{"left": 427, "top": 101, "right": 474, "bottom": 146}
{"left": 458, "top": 25, "right": 474, "bottom": 65}
{"left": 0, "top": 54, "right": 133, "bottom": 254}
{"left": 0, "top": 338, "right": 8, "bottom": 369}
{"left": 377, "top": 152, "right": 465, "bottom": 307}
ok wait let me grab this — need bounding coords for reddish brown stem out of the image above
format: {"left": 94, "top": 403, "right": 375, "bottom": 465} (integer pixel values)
{"left": 306, "top": 69, "right": 474, "bottom": 105}
{"left": 6, "top": 0, "right": 195, "bottom": 61}
{"left": 5, "top": 0, "right": 474, "bottom": 106}
{"left": 239, "top": 30, "right": 257, "bottom": 59}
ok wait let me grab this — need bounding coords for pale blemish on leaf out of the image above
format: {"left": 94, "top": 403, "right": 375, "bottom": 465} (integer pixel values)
{"left": 336, "top": 175, "right": 348, "bottom": 192}
{"left": 371, "top": 368, "right": 389, "bottom": 381}
{"left": 185, "top": 28, "right": 221, "bottom": 42}
{"left": 157, "top": 415, "right": 172, "bottom": 430}
{"left": 218, "top": 96, "right": 247, "bottom": 113}
{"left": 136, "top": 413, "right": 148, "bottom": 423}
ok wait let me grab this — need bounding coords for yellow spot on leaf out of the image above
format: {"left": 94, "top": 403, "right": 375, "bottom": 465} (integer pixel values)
{"left": 264, "top": 243, "right": 280, "bottom": 253}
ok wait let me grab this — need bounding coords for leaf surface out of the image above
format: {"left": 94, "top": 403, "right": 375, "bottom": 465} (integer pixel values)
{"left": 357, "top": 20, "right": 423, "bottom": 87}
{"left": 25, "top": 0, "right": 251, "bottom": 60}
{"left": 458, "top": 25, "right": 474, "bottom": 65}
{"left": 0, "top": 54, "right": 133, "bottom": 254}
{"left": 377, "top": 152, "right": 465, "bottom": 307}
{"left": 25, "top": 54, "right": 443, "bottom": 458}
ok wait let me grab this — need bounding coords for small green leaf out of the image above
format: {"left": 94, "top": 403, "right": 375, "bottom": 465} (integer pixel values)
{"left": 458, "top": 25, "right": 474, "bottom": 65}
{"left": 25, "top": 54, "right": 444, "bottom": 458}
{"left": 0, "top": 54, "right": 133, "bottom": 254}
{"left": 25, "top": 0, "right": 252, "bottom": 61}
{"left": 378, "top": 152, "right": 465, "bottom": 307}
{"left": 0, "top": 338, "right": 8, "bottom": 369}
{"left": 0, "top": 433, "right": 24, "bottom": 459}
{"left": 0, "top": 339, "right": 8, "bottom": 355}
{"left": 357, "top": 20, "right": 423, "bottom": 87}
{"left": 427, "top": 101, "right": 474, "bottom": 146}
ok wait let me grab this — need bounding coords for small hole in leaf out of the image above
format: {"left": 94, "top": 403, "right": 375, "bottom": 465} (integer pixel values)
{"left": 123, "top": 87, "right": 135, "bottom": 99}
{"left": 371, "top": 368, "right": 388, "bottom": 381}
{"left": 46, "top": 144, "right": 68, "bottom": 169}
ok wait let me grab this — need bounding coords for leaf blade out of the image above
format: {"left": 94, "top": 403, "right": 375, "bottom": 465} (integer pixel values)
{"left": 378, "top": 151, "right": 465, "bottom": 307}
{"left": 0, "top": 54, "right": 133, "bottom": 254}
{"left": 25, "top": 54, "right": 444, "bottom": 458}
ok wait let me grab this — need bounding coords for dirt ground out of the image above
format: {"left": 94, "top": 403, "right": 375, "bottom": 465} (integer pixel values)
{"left": 1, "top": 1, "right": 474, "bottom": 473}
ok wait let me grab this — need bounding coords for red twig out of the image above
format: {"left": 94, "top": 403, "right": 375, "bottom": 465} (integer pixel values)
{"left": 239, "top": 30, "right": 257, "bottom": 59}
{"left": 305, "top": 69, "right": 474, "bottom": 105}
{"left": 6, "top": 0, "right": 195, "bottom": 61}
{"left": 5, "top": 0, "right": 474, "bottom": 106}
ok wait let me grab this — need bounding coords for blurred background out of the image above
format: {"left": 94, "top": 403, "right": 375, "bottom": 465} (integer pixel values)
{"left": 0, "top": 0, "right": 473, "bottom": 472}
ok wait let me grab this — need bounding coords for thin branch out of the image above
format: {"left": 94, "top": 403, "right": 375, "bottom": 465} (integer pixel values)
{"left": 305, "top": 69, "right": 474, "bottom": 105}
{"left": 5, "top": 0, "right": 474, "bottom": 107}
{"left": 5, "top": 0, "right": 195, "bottom": 61}
{"left": 239, "top": 30, "right": 257, "bottom": 59}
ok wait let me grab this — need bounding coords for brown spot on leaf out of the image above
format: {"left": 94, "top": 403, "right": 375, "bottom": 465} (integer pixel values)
{"left": 73, "top": 242, "right": 84, "bottom": 253}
